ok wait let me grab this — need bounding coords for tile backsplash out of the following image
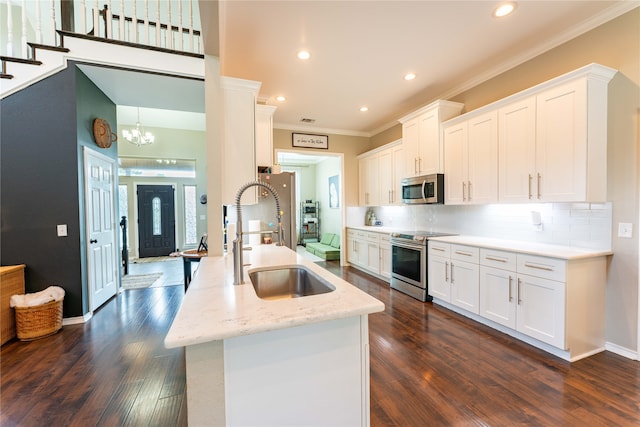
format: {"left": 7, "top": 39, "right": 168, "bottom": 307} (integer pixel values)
{"left": 347, "top": 202, "right": 612, "bottom": 251}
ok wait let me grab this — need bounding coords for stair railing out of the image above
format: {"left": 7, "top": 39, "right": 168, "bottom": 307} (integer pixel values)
{"left": 1, "top": 0, "right": 202, "bottom": 59}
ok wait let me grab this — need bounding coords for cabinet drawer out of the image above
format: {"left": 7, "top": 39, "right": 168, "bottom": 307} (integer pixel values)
{"left": 517, "top": 254, "right": 566, "bottom": 282}
{"left": 451, "top": 245, "right": 479, "bottom": 263}
{"left": 428, "top": 241, "right": 450, "bottom": 257}
{"left": 379, "top": 234, "right": 390, "bottom": 243}
{"left": 480, "top": 248, "right": 516, "bottom": 271}
{"left": 365, "top": 232, "right": 380, "bottom": 243}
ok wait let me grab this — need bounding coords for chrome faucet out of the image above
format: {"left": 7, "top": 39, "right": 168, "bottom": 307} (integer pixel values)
{"left": 233, "top": 180, "right": 283, "bottom": 285}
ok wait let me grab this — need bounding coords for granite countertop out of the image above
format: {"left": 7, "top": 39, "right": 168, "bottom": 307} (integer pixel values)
{"left": 428, "top": 235, "right": 612, "bottom": 260}
{"left": 164, "top": 245, "right": 385, "bottom": 349}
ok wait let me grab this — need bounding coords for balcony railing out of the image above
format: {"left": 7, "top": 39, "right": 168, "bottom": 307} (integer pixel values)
{"left": 1, "top": 0, "right": 202, "bottom": 59}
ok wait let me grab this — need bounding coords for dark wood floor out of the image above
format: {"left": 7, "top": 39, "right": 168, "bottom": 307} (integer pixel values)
{"left": 2, "top": 262, "right": 639, "bottom": 426}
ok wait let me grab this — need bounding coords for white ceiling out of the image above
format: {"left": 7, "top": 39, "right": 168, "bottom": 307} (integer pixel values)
{"left": 78, "top": 1, "right": 637, "bottom": 137}
{"left": 216, "top": 0, "right": 637, "bottom": 136}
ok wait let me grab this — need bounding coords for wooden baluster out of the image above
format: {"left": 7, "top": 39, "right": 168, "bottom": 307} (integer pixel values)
{"left": 6, "top": 0, "right": 13, "bottom": 56}
{"left": 50, "top": 0, "right": 56, "bottom": 45}
{"left": 143, "top": 0, "right": 150, "bottom": 45}
{"left": 105, "top": 0, "right": 112, "bottom": 39}
{"left": 93, "top": 0, "right": 99, "bottom": 37}
{"left": 177, "top": 0, "right": 183, "bottom": 51}
{"left": 79, "top": 0, "right": 86, "bottom": 36}
{"left": 155, "top": 0, "right": 160, "bottom": 48}
{"left": 21, "top": 0, "right": 27, "bottom": 57}
{"left": 35, "top": 0, "right": 42, "bottom": 43}
{"left": 166, "top": 0, "right": 172, "bottom": 50}
{"left": 116, "top": 0, "right": 122, "bottom": 42}
{"left": 131, "top": 0, "right": 137, "bottom": 43}
{"left": 188, "top": 0, "right": 194, "bottom": 52}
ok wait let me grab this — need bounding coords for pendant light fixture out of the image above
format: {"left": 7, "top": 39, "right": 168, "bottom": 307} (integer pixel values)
{"left": 122, "top": 107, "right": 155, "bottom": 147}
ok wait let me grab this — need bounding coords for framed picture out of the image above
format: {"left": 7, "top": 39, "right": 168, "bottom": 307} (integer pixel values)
{"left": 328, "top": 175, "right": 340, "bottom": 209}
{"left": 292, "top": 133, "right": 328, "bottom": 149}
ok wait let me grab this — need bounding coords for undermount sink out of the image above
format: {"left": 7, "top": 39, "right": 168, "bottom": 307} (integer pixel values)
{"left": 249, "top": 266, "right": 336, "bottom": 300}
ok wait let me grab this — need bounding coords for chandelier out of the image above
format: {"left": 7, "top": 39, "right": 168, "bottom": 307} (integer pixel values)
{"left": 122, "top": 108, "right": 155, "bottom": 147}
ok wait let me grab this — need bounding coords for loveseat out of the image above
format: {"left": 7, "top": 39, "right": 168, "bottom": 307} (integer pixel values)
{"left": 306, "top": 233, "right": 341, "bottom": 260}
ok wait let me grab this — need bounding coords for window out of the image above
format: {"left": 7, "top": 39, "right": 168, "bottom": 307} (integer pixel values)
{"left": 152, "top": 197, "right": 161, "bottom": 235}
{"left": 184, "top": 185, "right": 197, "bottom": 245}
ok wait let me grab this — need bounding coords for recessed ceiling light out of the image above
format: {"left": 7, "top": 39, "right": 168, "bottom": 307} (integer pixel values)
{"left": 360, "top": 106, "right": 369, "bottom": 112}
{"left": 404, "top": 73, "right": 416, "bottom": 81}
{"left": 297, "top": 50, "right": 311, "bottom": 60}
{"left": 493, "top": 2, "right": 516, "bottom": 18}
{"left": 276, "top": 96, "right": 286, "bottom": 102}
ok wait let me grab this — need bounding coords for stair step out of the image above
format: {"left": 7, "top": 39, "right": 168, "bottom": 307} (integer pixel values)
{"left": 27, "top": 43, "right": 70, "bottom": 61}
{"left": 0, "top": 56, "right": 43, "bottom": 66}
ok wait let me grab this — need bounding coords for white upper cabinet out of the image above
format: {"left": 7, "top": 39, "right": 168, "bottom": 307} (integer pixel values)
{"left": 448, "top": 63, "right": 616, "bottom": 205}
{"left": 255, "top": 104, "right": 277, "bottom": 169}
{"left": 400, "top": 100, "right": 464, "bottom": 177}
{"left": 358, "top": 140, "right": 403, "bottom": 206}
{"left": 498, "top": 97, "right": 537, "bottom": 202}
{"left": 444, "top": 110, "right": 498, "bottom": 205}
{"left": 221, "top": 77, "right": 262, "bottom": 205}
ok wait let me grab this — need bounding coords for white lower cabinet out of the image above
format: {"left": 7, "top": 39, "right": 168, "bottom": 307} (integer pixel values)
{"left": 428, "top": 242, "right": 479, "bottom": 314}
{"left": 347, "top": 228, "right": 390, "bottom": 282}
{"left": 515, "top": 273, "right": 565, "bottom": 349}
{"left": 347, "top": 230, "right": 367, "bottom": 268}
{"left": 431, "top": 240, "right": 606, "bottom": 361}
{"left": 379, "top": 235, "right": 391, "bottom": 279}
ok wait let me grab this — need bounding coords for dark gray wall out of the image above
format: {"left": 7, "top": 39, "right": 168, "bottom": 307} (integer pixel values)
{"left": 0, "top": 63, "right": 117, "bottom": 317}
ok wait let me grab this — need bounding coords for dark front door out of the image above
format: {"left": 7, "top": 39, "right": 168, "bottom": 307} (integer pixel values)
{"left": 137, "top": 185, "right": 176, "bottom": 258}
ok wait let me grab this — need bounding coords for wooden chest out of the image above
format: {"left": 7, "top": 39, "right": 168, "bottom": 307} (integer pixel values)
{"left": 1, "top": 265, "right": 26, "bottom": 345}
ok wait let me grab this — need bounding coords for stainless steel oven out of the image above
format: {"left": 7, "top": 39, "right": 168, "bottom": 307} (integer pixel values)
{"left": 390, "top": 232, "right": 452, "bottom": 302}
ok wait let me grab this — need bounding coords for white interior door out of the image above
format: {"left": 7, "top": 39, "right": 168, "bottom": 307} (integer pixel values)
{"left": 84, "top": 147, "right": 119, "bottom": 311}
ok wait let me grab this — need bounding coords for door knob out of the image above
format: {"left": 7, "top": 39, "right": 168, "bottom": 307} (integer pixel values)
{"left": 90, "top": 239, "right": 98, "bottom": 244}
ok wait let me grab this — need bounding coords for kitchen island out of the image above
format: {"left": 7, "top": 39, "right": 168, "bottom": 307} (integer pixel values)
{"left": 165, "top": 244, "right": 384, "bottom": 426}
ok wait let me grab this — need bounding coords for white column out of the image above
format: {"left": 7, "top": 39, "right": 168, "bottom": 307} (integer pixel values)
{"left": 166, "top": 0, "right": 172, "bottom": 49}
{"left": 105, "top": 0, "right": 112, "bottom": 39}
{"left": 188, "top": 0, "right": 194, "bottom": 52}
{"left": 93, "top": 0, "right": 99, "bottom": 37}
{"left": 143, "top": 0, "right": 150, "bottom": 45}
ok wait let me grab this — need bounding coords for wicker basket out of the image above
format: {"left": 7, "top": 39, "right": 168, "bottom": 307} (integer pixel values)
{"left": 14, "top": 299, "right": 63, "bottom": 341}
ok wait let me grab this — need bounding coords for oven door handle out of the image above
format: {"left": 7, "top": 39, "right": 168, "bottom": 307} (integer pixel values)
{"left": 421, "top": 180, "right": 427, "bottom": 202}
{"left": 391, "top": 240, "right": 424, "bottom": 251}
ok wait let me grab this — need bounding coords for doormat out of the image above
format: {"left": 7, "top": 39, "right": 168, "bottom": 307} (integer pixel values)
{"left": 122, "top": 273, "right": 163, "bottom": 289}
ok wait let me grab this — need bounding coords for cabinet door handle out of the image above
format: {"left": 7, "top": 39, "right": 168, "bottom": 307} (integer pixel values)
{"left": 418, "top": 157, "right": 422, "bottom": 173}
{"left": 455, "top": 250, "right": 473, "bottom": 257}
{"left": 517, "top": 278, "right": 522, "bottom": 305}
{"left": 414, "top": 158, "right": 418, "bottom": 175}
{"left": 432, "top": 247, "right": 446, "bottom": 252}
{"left": 445, "top": 261, "right": 449, "bottom": 282}
{"left": 450, "top": 262, "right": 455, "bottom": 284}
{"left": 528, "top": 174, "right": 533, "bottom": 200}
{"left": 485, "top": 256, "right": 507, "bottom": 263}
{"left": 524, "top": 262, "right": 554, "bottom": 271}
{"left": 508, "top": 276, "right": 513, "bottom": 302}
{"left": 462, "top": 182, "right": 466, "bottom": 201}
{"left": 537, "top": 173, "right": 542, "bottom": 199}
{"left": 468, "top": 181, "right": 472, "bottom": 201}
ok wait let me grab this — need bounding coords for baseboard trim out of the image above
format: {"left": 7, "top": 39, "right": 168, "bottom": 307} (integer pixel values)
{"left": 62, "top": 311, "right": 92, "bottom": 325}
{"left": 605, "top": 342, "right": 638, "bottom": 361}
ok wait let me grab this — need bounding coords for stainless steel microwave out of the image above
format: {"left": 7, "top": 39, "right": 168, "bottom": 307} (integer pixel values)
{"left": 401, "top": 174, "right": 444, "bottom": 204}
